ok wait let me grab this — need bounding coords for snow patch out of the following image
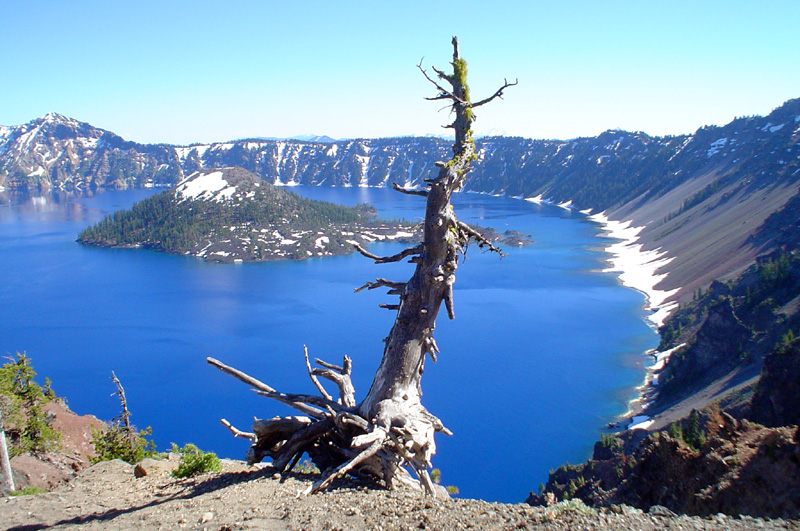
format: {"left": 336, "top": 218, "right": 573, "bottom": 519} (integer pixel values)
{"left": 707, "top": 138, "right": 727, "bottom": 157}
{"left": 175, "top": 171, "right": 237, "bottom": 203}
{"left": 628, "top": 415, "right": 653, "bottom": 431}
{"left": 589, "top": 212, "right": 679, "bottom": 327}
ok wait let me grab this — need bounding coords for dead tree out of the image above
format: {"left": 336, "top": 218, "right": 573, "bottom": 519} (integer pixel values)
{"left": 209, "top": 37, "right": 516, "bottom": 497}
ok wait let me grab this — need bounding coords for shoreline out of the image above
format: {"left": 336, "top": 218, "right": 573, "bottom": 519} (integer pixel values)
{"left": 621, "top": 343, "right": 688, "bottom": 430}
{"left": 518, "top": 195, "right": 682, "bottom": 429}
{"left": 515, "top": 195, "right": 683, "bottom": 429}
{"left": 583, "top": 210, "right": 681, "bottom": 429}
{"left": 585, "top": 211, "right": 679, "bottom": 329}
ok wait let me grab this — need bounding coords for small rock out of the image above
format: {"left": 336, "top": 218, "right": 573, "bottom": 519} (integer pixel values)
{"left": 133, "top": 458, "right": 174, "bottom": 478}
{"left": 648, "top": 505, "right": 677, "bottom": 517}
{"left": 133, "top": 464, "right": 147, "bottom": 478}
{"left": 200, "top": 511, "right": 214, "bottom": 523}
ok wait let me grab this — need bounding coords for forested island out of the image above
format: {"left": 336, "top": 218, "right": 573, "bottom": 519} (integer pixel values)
{"left": 77, "top": 167, "right": 419, "bottom": 262}
{"left": 77, "top": 167, "right": 529, "bottom": 263}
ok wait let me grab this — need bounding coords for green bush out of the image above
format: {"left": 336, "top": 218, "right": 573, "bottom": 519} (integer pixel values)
{"left": 9, "top": 486, "right": 47, "bottom": 497}
{"left": 170, "top": 443, "right": 221, "bottom": 478}
{"left": 91, "top": 424, "right": 157, "bottom": 464}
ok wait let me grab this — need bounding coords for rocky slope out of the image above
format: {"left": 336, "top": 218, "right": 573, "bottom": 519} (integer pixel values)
{"left": 7, "top": 400, "right": 103, "bottom": 492}
{"left": 529, "top": 417, "right": 800, "bottom": 519}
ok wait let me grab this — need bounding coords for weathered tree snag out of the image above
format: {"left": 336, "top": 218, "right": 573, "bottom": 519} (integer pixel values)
{"left": 209, "top": 37, "right": 515, "bottom": 497}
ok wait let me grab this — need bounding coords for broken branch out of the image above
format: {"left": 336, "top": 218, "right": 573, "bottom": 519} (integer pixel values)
{"left": 309, "top": 434, "right": 387, "bottom": 495}
{"left": 392, "top": 182, "right": 428, "bottom": 197}
{"left": 353, "top": 243, "right": 423, "bottom": 264}
{"left": 304, "top": 345, "right": 333, "bottom": 402}
{"left": 220, "top": 419, "right": 256, "bottom": 441}
{"left": 311, "top": 355, "right": 356, "bottom": 408}
{"left": 354, "top": 278, "right": 406, "bottom": 293}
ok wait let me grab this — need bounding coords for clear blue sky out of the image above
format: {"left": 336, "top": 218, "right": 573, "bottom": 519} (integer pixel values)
{"left": 2, "top": 1, "right": 798, "bottom": 145}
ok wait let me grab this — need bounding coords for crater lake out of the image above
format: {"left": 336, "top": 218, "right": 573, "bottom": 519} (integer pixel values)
{"left": 0, "top": 186, "right": 658, "bottom": 502}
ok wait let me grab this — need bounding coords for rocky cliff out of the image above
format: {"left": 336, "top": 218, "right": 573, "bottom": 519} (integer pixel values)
{"left": 529, "top": 418, "right": 800, "bottom": 519}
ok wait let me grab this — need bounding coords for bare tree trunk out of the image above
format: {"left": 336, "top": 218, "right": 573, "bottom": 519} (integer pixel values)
{"left": 210, "top": 37, "right": 515, "bottom": 497}
{"left": 1, "top": 408, "right": 16, "bottom": 493}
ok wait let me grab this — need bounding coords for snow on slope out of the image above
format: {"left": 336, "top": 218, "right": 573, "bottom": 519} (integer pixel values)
{"left": 175, "top": 170, "right": 237, "bottom": 202}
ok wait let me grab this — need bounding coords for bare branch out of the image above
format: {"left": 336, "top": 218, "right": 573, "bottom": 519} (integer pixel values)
{"left": 471, "top": 78, "right": 519, "bottom": 108}
{"left": 353, "top": 243, "right": 423, "bottom": 264}
{"left": 355, "top": 278, "right": 406, "bottom": 293}
{"left": 392, "top": 182, "right": 428, "bottom": 197}
{"left": 334, "top": 411, "right": 368, "bottom": 432}
{"left": 207, "top": 357, "right": 277, "bottom": 394}
{"left": 417, "top": 59, "right": 462, "bottom": 103}
{"left": 260, "top": 394, "right": 326, "bottom": 419}
{"left": 220, "top": 419, "right": 255, "bottom": 441}
{"left": 379, "top": 304, "right": 401, "bottom": 311}
{"left": 314, "top": 358, "right": 343, "bottom": 372}
{"left": 311, "top": 355, "right": 356, "bottom": 408}
{"left": 431, "top": 65, "right": 451, "bottom": 82}
{"left": 456, "top": 220, "right": 506, "bottom": 256}
{"left": 254, "top": 390, "right": 342, "bottom": 415}
{"left": 304, "top": 345, "right": 333, "bottom": 402}
{"left": 412, "top": 462, "right": 438, "bottom": 497}
{"left": 207, "top": 357, "right": 327, "bottom": 419}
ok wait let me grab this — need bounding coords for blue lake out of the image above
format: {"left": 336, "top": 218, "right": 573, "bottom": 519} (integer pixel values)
{"left": 0, "top": 186, "right": 657, "bottom": 502}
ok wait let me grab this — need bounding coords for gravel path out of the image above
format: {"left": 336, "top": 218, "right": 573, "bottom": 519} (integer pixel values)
{"left": 2, "top": 459, "right": 797, "bottom": 531}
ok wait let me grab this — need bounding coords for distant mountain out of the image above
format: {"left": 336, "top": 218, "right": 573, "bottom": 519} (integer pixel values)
{"left": 243, "top": 135, "right": 338, "bottom": 143}
{"left": 77, "top": 167, "right": 416, "bottom": 263}
{"left": 3, "top": 101, "right": 798, "bottom": 211}
{"left": 0, "top": 113, "right": 181, "bottom": 190}
{"left": 289, "top": 134, "right": 337, "bottom": 143}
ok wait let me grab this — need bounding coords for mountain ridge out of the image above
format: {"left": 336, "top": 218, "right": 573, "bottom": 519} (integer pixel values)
{"left": 3, "top": 98, "right": 797, "bottom": 207}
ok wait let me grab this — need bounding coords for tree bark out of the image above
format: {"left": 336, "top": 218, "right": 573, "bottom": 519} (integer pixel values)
{"left": 0, "top": 408, "right": 15, "bottom": 493}
{"left": 210, "top": 36, "right": 515, "bottom": 497}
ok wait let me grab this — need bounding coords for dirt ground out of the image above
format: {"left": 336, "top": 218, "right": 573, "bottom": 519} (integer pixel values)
{"left": 3, "top": 458, "right": 798, "bottom": 531}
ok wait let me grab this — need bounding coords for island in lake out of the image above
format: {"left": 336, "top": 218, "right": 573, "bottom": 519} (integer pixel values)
{"left": 78, "top": 167, "right": 530, "bottom": 263}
